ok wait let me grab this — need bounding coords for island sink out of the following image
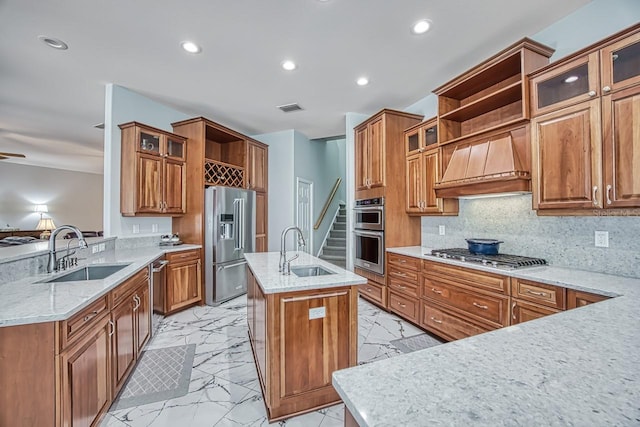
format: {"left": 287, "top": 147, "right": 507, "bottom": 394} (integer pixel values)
{"left": 290, "top": 265, "right": 335, "bottom": 277}
{"left": 40, "top": 264, "right": 131, "bottom": 283}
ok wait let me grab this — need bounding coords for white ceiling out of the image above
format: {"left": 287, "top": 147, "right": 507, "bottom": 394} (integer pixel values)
{"left": 0, "top": 0, "right": 591, "bottom": 174}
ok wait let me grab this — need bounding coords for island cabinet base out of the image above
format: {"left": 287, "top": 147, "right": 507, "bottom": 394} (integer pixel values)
{"left": 247, "top": 267, "right": 359, "bottom": 421}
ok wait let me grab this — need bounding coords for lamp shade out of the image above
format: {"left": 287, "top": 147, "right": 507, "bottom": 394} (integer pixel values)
{"left": 36, "top": 218, "right": 56, "bottom": 231}
{"left": 34, "top": 204, "right": 48, "bottom": 214}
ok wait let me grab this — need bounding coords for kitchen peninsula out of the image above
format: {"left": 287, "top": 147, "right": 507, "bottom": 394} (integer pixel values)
{"left": 244, "top": 251, "right": 365, "bottom": 421}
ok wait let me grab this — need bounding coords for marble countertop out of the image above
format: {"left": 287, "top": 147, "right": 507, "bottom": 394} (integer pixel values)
{"left": 0, "top": 244, "right": 201, "bottom": 327}
{"left": 244, "top": 251, "right": 366, "bottom": 294}
{"left": 333, "top": 246, "right": 640, "bottom": 426}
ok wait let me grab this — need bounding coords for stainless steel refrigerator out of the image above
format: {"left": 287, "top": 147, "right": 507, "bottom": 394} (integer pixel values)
{"left": 204, "top": 186, "right": 255, "bottom": 305}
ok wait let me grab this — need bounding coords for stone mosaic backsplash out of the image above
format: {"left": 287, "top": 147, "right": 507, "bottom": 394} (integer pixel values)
{"left": 421, "top": 194, "right": 640, "bottom": 278}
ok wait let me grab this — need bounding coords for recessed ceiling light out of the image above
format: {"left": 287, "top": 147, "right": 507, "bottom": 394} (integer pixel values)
{"left": 38, "top": 36, "right": 68, "bottom": 50}
{"left": 411, "top": 19, "right": 432, "bottom": 35}
{"left": 564, "top": 75, "right": 579, "bottom": 83}
{"left": 181, "top": 41, "right": 201, "bottom": 54}
{"left": 282, "top": 60, "right": 297, "bottom": 71}
{"left": 356, "top": 77, "right": 369, "bottom": 86}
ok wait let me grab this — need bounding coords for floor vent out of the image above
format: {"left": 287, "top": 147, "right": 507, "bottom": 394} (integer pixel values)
{"left": 277, "top": 103, "right": 303, "bottom": 113}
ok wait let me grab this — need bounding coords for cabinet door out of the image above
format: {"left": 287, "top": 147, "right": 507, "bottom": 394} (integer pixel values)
{"left": 355, "top": 127, "right": 368, "bottom": 190}
{"left": 166, "top": 136, "right": 186, "bottom": 162}
{"left": 567, "top": 289, "right": 609, "bottom": 309}
{"left": 59, "top": 315, "right": 111, "bottom": 427}
{"left": 421, "top": 149, "right": 442, "bottom": 213}
{"left": 511, "top": 299, "right": 560, "bottom": 325}
{"left": 405, "top": 128, "right": 422, "bottom": 156}
{"left": 136, "top": 128, "right": 162, "bottom": 156}
{"left": 255, "top": 192, "right": 268, "bottom": 252}
{"left": 601, "top": 32, "right": 640, "bottom": 93}
{"left": 111, "top": 297, "right": 136, "bottom": 397}
{"left": 602, "top": 85, "right": 640, "bottom": 208}
{"left": 531, "top": 100, "right": 603, "bottom": 209}
{"left": 530, "top": 52, "right": 599, "bottom": 117}
{"left": 368, "top": 118, "right": 385, "bottom": 188}
{"left": 247, "top": 142, "right": 267, "bottom": 192}
{"left": 136, "top": 153, "right": 163, "bottom": 213}
{"left": 135, "top": 284, "right": 151, "bottom": 355}
{"left": 164, "top": 159, "right": 186, "bottom": 214}
{"left": 405, "top": 154, "right": 422, "bottom": 213}
{"left": 167, "top": 259, "right": 202, "bottom": 313}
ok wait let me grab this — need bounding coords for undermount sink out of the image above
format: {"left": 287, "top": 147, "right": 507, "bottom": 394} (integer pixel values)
{"left": 291, "top": 265, "right": 336, "bottom": 278}
{"left": 39, "top": 264, "right": 131, "bottom": 283}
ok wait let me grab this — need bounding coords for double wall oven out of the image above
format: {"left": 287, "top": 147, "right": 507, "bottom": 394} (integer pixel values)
{"left": 353, "top": 197, "right": 384, "bottom": 275}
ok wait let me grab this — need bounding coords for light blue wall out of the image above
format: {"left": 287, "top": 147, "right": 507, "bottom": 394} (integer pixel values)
{"left": 251, "top": 130, "right": 295, "bottom": 252}
{"left": 103, "top": 84, "right": 190, "bottom": 237}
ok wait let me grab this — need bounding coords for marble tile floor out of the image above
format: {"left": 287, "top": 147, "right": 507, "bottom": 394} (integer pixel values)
{"left": 102, "top": 295, "right": 423, "bottom": 427}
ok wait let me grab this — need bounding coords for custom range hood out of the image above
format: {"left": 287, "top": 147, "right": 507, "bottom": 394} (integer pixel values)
{"left": 434, "top": 126, "right": 532, "bottom": 198}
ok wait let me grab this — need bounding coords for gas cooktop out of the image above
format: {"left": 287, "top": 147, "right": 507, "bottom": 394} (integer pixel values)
{"left": 429, "top": 248, "right": 547, "bottom": 269}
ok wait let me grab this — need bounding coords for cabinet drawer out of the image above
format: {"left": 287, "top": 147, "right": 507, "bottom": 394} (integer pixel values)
{"left": 387, "top": 253, "right": 420, "bottom": 272}
{"left": 422, "top": 277, "right": 509, "bottom": 327}
{"left": 388, "top": 277, "right": 419, "bottom": 298}
{"left": 421, "top": 302, "right": 491, "bottom": 341}
{"left": 359, "top": 281, "right": 386, "bottom": 306}
{"left": 59, "top": 296, "right": 109, "bottom": 351}
{"left": 166, "top": 249, "right": 200, "bottom": 263}
{"left": 389, "top": 292, "right": 419, "bottom": 323}
{"left": 511, "top": 299, "right": 561, "bottom": 325}
{"left": 512, "top": 279, "right": 565, "bottom": 309}
{"left": 423, "top": 260, "right": 509, "bottom": 294}
{"left": 387, "top": 265, "right": 419, "bottom": 284}
{"left": 111, "top": 268, "right": 148, "bottom": 307}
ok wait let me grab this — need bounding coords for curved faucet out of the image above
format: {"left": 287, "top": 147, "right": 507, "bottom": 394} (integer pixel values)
{"left": 47, "top": 225, "right": 88, "bottom": 273}
{"left": 279, "top": 226, "right": 306, "bottom": 274}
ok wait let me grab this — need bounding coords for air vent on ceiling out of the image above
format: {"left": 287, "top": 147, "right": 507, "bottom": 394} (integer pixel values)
{"left": 277, "top": 103, "right": 303, "bottom": 113}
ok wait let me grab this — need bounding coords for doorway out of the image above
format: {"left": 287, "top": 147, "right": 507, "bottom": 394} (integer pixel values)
{"left": 296, "top": 178, "right": 313, "bottom": 254}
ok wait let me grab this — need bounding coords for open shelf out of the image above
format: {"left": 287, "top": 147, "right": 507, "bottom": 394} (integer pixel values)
{"left": 438, "top": 118, "right": 529, "bottom": 147}
{"left": 440, "top": 81, "right": 522, "bottom": 122}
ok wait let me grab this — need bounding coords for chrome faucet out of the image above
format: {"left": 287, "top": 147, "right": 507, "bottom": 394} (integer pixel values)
{"left": 47, "top": 225, "right": 88, "bottom": 273}
{"left": 279, "top": 226, "right": 306, "bottom": 274}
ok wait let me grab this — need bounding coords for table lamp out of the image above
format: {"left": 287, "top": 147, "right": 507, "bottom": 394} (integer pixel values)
{"left": 36, "top": 218, "right": 56, "bottom": 239}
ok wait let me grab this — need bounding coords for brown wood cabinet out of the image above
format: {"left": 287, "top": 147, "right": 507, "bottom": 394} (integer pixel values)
{"left": 354, "top": 266, "right": 386, "bottom": 308}
{"left": 160, "top": 249, "right": 202, "bottom": 314}
{"left": 510, "top": 278, "right": 565, "bottom": 325}
{"left": 567, "top": 289, "right": 610, "bottom": 309}
{"left": 530, "top": 24, "right": 640, "bottom": 213}
{"left": 246, "top": 141, "right": 268, "bottom": 192}
{"left": 404, "top": 119, "right": 458, "bottom": 215}
{"left": 247, "top": 266, "right": 358, "bottom": 421}
{"left": 386, "top": 253, "right": 421, "bottom": 324}
{"left": 119, "top": 122, "right": 187, "bottom": 216}
{"left": 511, "top": 299, "right": 561, "bottom": 325}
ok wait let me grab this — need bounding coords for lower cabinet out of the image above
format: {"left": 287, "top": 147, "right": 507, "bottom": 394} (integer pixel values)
{"left": 511, "top": 299, "right": 561, "bottom": 324}
{"left": 355, "top": 267, "right": 387, "bottom": 308}
{"left": 247, "top": 266, "right": 358, "bottom": 421}
{"left": 155, "top": 249, "right": 202, "bottom": 315}
{"left": 421, "top": 300, "right": 491, "bottom": 340}
{"left": 567, "top": 289, "right": 610, "bottom": 308}
{"left": 0, "top": 265, "right": 153, "bottom": 427}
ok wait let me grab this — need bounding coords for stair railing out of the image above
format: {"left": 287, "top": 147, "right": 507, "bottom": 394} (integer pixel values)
{"left": 314, "top": 178, "right": 342, "bottom": 230}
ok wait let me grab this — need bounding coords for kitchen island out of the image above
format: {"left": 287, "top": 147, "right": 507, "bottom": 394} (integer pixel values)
{"left": 244, "top": 251, "right": 366, "bottom": 421}
{"left": 333, "top": 246, "right": 640, "bottom": 426}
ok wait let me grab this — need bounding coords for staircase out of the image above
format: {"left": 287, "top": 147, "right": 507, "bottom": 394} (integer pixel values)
{"left": 319, "top": 204, "right": 347, "bottom": 269}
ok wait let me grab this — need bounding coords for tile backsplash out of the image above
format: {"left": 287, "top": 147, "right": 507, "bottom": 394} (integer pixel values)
{"left": 421, "top": 194, "right": 640, "bottom": 278}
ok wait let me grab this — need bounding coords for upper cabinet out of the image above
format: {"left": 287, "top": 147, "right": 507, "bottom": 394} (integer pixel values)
{"left": 530, "top": 24, "right": 640, "bottom": 212}
{"left": 246, "top": 140, "right": 268, "bottom": 193}
{"left": 119, "top": 122, "right": 186, "bottom": 216}
{"left": 433, "top": 39, "right": 554, "bottom": 198}
{"left": 404, "top": 118, "right": 458, "bottom": 215}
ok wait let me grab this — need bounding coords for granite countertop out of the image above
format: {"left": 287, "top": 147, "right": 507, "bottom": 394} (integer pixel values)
{"left": 244, "top": 251, "right": 366, "bottom": 294}
{"left": 333, "top": 246, "right": 640, "bottom": 426}
{"left": 0, "top": 244, "right": 201, "bottom": 327}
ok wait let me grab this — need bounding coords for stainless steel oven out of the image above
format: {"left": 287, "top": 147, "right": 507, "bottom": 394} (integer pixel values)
{"left": 354, "top": 197, "right": 385, "bottom": 275}
{"left": 354, "top": 197, "right": 384, "bottom": 231}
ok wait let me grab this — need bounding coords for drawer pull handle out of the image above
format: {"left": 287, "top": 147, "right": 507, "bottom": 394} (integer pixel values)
{"left": 512, "top": 302, "right": 517, "bottom": 320}
{"left": 472, "top": 302, "right": 488, "bottom": 310}
{"left": 399, "top": 260, "right": 406, "bottom": 264}
{"left": 431, "top": 288, "right": 443, "bottom": 295}
{"left": 430, "top": 317, "right": 442, "bottom": 324}
{"left": 109, "top": 320, "right": 115, "bottom": 337}
{"left": 83, "top": 311, "right": 99, "bottom": 322}
{"left": 366, "top": 287, "right": 372, "bottom": 292}
{"left": 393, "top": 272, "right": 407, "bottom": 277}
{"left": 397, "top": 302, "right": 406, "bottom": 308}
{"left": 526, "top": 290, "right": 547, "bottom": 297}
{"left": 397, "top": 285, "right": 406, "bottom": 290}
{"left": 606, "top": 184, "right": 612, "bottom": 205}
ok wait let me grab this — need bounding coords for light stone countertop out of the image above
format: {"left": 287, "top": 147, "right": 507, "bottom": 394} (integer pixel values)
{"left": 333, "top": 246, "right": 640, "bottom": 427}
{"left": 0, "top": 244, "right": 201, "bottom": 327}
{"left": 244, "top": 251, "right": 366, "bottom": 294}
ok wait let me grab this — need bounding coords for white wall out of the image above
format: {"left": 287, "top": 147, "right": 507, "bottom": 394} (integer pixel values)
{"left": 0, "top": 162, "right": 103, "bottom": 231}
{"left": 103, "top": 84, "right": 190, "bottom": 237}
{"left": 252, "top": 130, "right": 295, "bottom": 252}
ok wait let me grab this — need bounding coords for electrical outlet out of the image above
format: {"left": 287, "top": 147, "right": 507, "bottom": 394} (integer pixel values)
{"left": 595, "top": 231, "right": 609, "bottom": 248}
{"left": 92, "top": 245, "right": 99, "bottom": 254}
{"left": 152, "top": 223, "right": 158, "bottom": 233}
{"left": 132, "top": 224, "right": 140, "bottom": 234}
{"left": 439, "top": 225, "right": 446, "bottom": 236}
{"left": 99, "top": 243, "right": 105, "bottom": 252}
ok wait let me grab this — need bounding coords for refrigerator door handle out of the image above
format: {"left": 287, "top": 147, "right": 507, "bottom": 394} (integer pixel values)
{"left": 216, "top": 260, "right": 248, "bottom": 271}
{"left": 239, "top": 198, "right": 245, "bottom": 249}
{"left": 233, "top": 199, "right": 241, "bottom": 250}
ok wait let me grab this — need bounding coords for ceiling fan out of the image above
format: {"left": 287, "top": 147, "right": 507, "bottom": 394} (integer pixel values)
{"left": 0, "top": 152, "right": 26, "bottom": 160}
